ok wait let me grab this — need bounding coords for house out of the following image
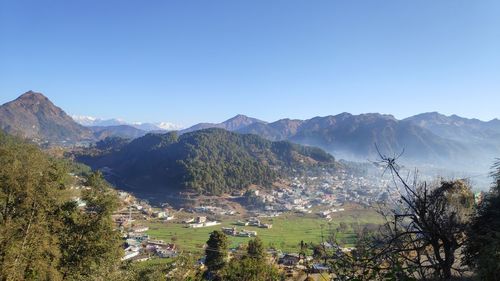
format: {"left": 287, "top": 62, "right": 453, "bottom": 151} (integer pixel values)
{"left": 164, "top": 215, "right": 175, "bottom": 221}
{"left": 222, "top": 227, "right": 237, "bottom": 236}
{"left": 122, "top": 245, "right": 141, "bottom": 261}
{"left": 188, "top": 220, "right": 220, "bottom": 228}
{"left": 132, "top": 226, "right": 149, "bottom": 233}
{"left": 279, "top": 254, "right": 301, "bottom": 266}
{"left": 153, "top": 211, "right": 168, "bottom": 218}
{"left": 238, "top": 229, "right": 257, "bottom": 237}
{"left": 128, "top": 233, "right": 149, "bottom": 242}
{"left": 157, "top": 248, "right": 177, "bottom": 258}
{"left": 188, "top": 223, "right": 204, "bottom": 228}
{"left": 196, "top": 216, "right": 207, "bottom": 223}
{"left": 259, "top": 223, "right": 272, "bottom": 229}
{"left": 310, "top": 263, "right": 330, "bottom": 273}
{"left": 235, "top": 220, "right": 249, "bottom": 226}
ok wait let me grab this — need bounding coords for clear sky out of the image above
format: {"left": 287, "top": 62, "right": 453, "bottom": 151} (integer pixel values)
{"left": 1, "top": 0, "right": 499, "bottom": 126}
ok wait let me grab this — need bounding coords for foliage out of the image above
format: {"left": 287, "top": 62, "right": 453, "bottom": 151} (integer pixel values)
{"left": 95, "top": 136, "right": 130, "bottom": 151}
{"left": 118, "top": 255, "right": 203, "bottom": 281}
{"left": 247, "top": 237, "right": 266, "bottom": 260}
{"left": 220, "top": 237, "right": 282, "bottom": 281}
{"left": 0, "top": 132, "right": 121, "bottom": 280}
{"left": 328, "top": 234, "right": 416, "bottom": 281}
{"left": 221, "top": 256, "right": 282, "bottom": 281}
{"left": 204, "top": 230, "right": 229, "bottom": 279}
{"left": 463, "top": 160, "right": 500, "bottom": 281}
{"left": 58, "top": 172, "right": 122, "bottom": 280}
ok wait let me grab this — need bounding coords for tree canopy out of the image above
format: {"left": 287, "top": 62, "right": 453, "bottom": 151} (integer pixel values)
{"left": 0, "top": 132, "right": 121, "bottom": 280}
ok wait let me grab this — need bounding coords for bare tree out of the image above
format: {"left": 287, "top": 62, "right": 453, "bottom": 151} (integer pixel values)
{"left": 375, "top": 151, "right": 474, "bottom": 280}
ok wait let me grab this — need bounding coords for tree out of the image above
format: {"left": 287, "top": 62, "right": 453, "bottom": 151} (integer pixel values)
{"left": 0, "top": 133, "right": 68, "bottom": 280}
{"left": 247, "top": 237, "right": 265, "bottom": 260}
{"left": 0, "top": 132, "right": 122, "bottom": 280}
{"left": 221, "top": 256, "right": 282, "bottom": 281}
{"left": 463, "top": 160, "right": 500, "bottom": 281}
{"left": 204, "top": 230, "right": 229, "bottom": 280}
{"left": 58, "top": 172, "right": 122, "bottom": 280}
{"left": 376, "top": 154, "right": 474, "bottom": 280}
{"left": 320, "top": 150, "right": 475, "bottom": 280}
{"left": 312, "top": 244, "right": 327, "bottom": 261}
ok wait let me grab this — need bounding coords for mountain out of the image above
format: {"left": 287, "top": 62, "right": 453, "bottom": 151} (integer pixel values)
{"left": 238, "top": 118, "right": 304, "bottom": 141}
{"left": 285, "top": 113, "right": 469, "bottom": 164}
{"left": 75, "top": 128, "right": 338, "bottom": 200}
{"left": 184, "top": 112, "right": 500, "bottom": 172}
{"left": 403, "top": 112, "right": 500, "bottom": 172}
{"left": 71, "top": 115, "right": 128, "bottom": 127}
{"left": 0, "top": 91, "right": 94, "bottom": 144}
{"left": 404, "top": 112, "right": 500, "bottom": 143}
{"left": 72, "top": 115, "right": 182, "bottom": 132}
{"left": 181, "top": 114, "right": 266, "bottom": 133}
{"left": 90, "top": 125, "right": 147, "bottom": 140}
{"left": 133, "top": 122, "right": 182, "bottom": 131}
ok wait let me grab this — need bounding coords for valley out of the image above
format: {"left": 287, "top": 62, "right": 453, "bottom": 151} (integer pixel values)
{"left": 0, "top": 91, "right": 496, "bottom": 280}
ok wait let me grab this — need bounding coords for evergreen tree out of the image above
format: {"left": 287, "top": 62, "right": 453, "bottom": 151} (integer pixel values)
{"left": 204, "top": 230, "right": 228, "bottom": 280}
{"left": 247, "top": 237, "right": 265, "bottom": 260}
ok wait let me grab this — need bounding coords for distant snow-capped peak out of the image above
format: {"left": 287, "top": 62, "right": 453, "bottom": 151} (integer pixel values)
{"left": 71, "top": 115, "right": 182, "bottom": 131}
{"left": 155, "top": 122, "right": 183, "bottom": 130}
{"left": 71, "top": 115, "right": 127, "bottom": 127}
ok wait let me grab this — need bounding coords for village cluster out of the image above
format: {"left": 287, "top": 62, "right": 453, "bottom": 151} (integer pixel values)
{"left": 69, "top": 165, "right": 396, "bottom": 267}
{"left": 241, "top": 167, "right": 397, "bottom": 217}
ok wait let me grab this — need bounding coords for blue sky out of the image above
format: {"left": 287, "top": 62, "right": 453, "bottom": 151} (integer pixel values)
{"left": 1, "top": 0, "right": 499, "bottom": 126}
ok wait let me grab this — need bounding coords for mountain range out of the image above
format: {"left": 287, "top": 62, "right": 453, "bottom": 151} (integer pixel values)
{"left": 1, "top": 91, "right": 499, "bottom": 176}
{"left": 182, "top": 113, "right": 500, "bottom": 173}
{"left": 72, "top": 115, "right": 182, "bottom": 131}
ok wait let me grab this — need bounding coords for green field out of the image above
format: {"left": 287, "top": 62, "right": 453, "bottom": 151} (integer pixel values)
{"left": 146, "top": 209, "right": 383, "bottom": 254}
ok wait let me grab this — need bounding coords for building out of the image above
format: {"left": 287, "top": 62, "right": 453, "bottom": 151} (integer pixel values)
{"left": 279, "top": 254, "right": 301, "bottom": 266}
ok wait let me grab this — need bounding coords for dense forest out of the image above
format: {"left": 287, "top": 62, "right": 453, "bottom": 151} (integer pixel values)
{"left": 76, "top": 128, "right": 339, "bottom": 197}
{"left": 0, "top": 131, "right": 123, "bottom": 280}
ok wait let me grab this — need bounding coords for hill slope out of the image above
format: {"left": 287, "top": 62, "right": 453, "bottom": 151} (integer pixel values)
{"left": 76, "top": 128, "right": 338, "bottom": 199}
{"left": 0, "top": 91, "right": 94, "bottom": 144}
{"left": 90, "top": 125, "right": 147, "bottom": 140}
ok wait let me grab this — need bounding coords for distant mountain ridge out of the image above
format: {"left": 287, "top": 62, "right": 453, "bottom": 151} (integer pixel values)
{"left": 2, "top": 91, "right": 499, "bottom": 174}
{"left": 404, "top": 112, "right": 500, "bottom": 143}
{"left": 90, "top": 125, "right": 147, "bottom": 140}
{"left": 181, "top": 114, "right": 266, "bottom": 133}
{"left": 72, "top": 115, "right": 182, "bottom": 131}
{"left": 184, "top": 113, "right": 500, "bottom": 171}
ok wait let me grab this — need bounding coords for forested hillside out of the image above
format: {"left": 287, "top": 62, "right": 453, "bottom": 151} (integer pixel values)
{"left": 76, "top": 128, "right": 339, "bottom": 197}
{"left": 0, "top": 131, "right": 122, "bottom": 280}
